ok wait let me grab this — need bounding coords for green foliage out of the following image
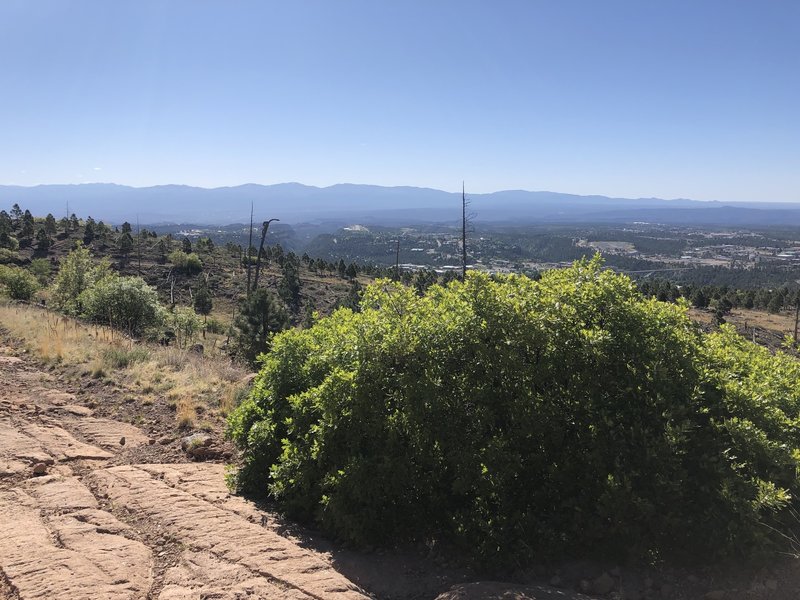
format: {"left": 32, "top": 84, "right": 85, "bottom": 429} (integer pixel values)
{"left": 50, "top": 244, "right": 111, "bottom": 315}
{"left": 228, "top": 257, "right": 800, "bottom": 566}
{"left": 193, "top": 280, "right": 213, "bottom": 316}
{"left": 79, "top": 275, "right": 163, "bottom": 336}
{"left": 278, "top": 259, "right": 301, "bottom": 308}
{"left": 0, "top": 248, "right": 18, "bottom": 264}
{"left": 205, "top": 316, "right": 227, "bottom": 335}
{"left": 117, "top": 231, "right": 134, "bottom": 256}
{"left": 35, "top": 227, "right": 51, "bottom": 252}
{"left": 102, "top": 346, "right": 150, "bottom": 369}
{"left": 0, "top": 265, "right": 40, "bottom": 300}
{"left": 168, "top": 250, "right": 203, "bottom": 274}
{"left": 28, "top": 258, "right": 52, "bottom": 285}
{"left": 44, "top": 213, "right": 57, "bottom": 236}
{"left": 167, "top": 306, "right": 203, "bottom": 348}
{"left": 231, "top": 288, "right": 290, "bottom": 366}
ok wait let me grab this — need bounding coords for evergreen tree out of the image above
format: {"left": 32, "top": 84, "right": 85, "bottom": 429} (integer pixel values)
{"left": 44, "top": 213, "right": 57, "bottom": 235}
{"left": 278, "top": 259, "right": 301, "bottom": 308}
{"left": 193, "top": 279, "right": 213, "bottom": 320}
{"left": 118, "top": 231, "right": 134, "bottom": 257}
{"left": 232, "top": 288, "right": 289, "bottom": 365}
{"left": 691, "top": 288, "right": 709, "bottom": 309}
{"left": 83, "top": 217, "right": 96, "bottom": 244}
{"left": 35, "top": 227, "right": 51, "bottom": 252}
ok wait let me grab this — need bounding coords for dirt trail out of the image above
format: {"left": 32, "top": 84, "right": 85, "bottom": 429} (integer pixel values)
{"left": 0, "top": 348, "right": 370, "bottom": 600}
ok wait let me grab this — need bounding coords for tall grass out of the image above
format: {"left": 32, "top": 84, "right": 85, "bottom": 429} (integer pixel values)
{"left": 0, "top": 301, "right": 251, "bottom": 427}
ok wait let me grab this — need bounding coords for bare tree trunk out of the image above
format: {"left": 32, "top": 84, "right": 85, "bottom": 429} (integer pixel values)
{"left": 462, "top": 181, "right": 467, "bottom": 280}
{"left": 136, "top": 216, "right": 141, "bottom": 274}
{"left": 794, "top": 299, "right": 799, "bottom": 345}
{"left": 394, "top": 238, "right": 400, "bottom": 281}
{"left": 253, "top": 218, "right": 279, "bottom": 292}
{"left": 246, "top": 201, "right": 254, "bottom": 297}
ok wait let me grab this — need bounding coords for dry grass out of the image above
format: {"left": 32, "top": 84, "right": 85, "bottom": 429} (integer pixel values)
{"left": 175, "top": 395, "right": 197, "bottom": 429}
{"left": 0, "top": 301, "right": 251, "bottom": 424}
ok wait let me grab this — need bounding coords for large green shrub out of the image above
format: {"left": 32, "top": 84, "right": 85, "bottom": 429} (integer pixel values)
{"left": 50, "top": 243, "right": 111, "bottom": 314}
{"left": 227, "top": 257, "right": 800, "bottom": 565}
{"left": 0, "top": 265, "right": 39, "bottom": 300}
{"left": 168, "top": 249, "right": 203, "bottom": 274}
{"left": 79, "top": 275, "right": 163, "bottom": 336}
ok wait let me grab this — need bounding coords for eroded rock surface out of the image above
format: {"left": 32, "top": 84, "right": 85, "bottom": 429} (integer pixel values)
{"left": 0, "top": 346, "right": 370, "bottom": 600}
{"left": 92, "top": 464, "right": 367, "bottom": 599}
{"left": 0, "top": 488, "right": 153, "bottom": 599}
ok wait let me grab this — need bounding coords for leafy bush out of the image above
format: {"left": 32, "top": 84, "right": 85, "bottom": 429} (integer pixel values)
{"left": 0, "top": 265, "right": 39, "bottom": 300}
{"left": 0, "top": 248, "right": 19, "bottom": 264}
{"left": 227, "top": 257, "right": 800, "bottom": 565}
{"left": 206, "top": 317, "right": 227, "bottom": 335}
{"left": 168, "top": 250, "right": 203, "bottom": 274}
{"left": 79, "top": 275, "right": 164, "bottom": 336}
{"left": 167, "top": 306, "right": 203, "bottom": 348}
{"left": 28, "top": 258, "right": 52, "bottom": 285}
{"left": 51, "top": 243, "right": 111, "bottom": 314}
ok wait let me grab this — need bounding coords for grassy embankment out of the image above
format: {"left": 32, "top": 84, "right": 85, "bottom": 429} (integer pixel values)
{"left": 0, "top": 301, "right": 249, "bottom": 430}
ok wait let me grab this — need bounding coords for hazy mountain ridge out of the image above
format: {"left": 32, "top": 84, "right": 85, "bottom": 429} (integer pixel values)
{"left": 0, "top": 182, "right": 798, "bottom": 226}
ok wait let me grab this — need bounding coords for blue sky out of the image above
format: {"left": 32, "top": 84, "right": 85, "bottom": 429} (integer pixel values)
{"left": 1, "top": 1, "right": 798, "bottom": 201}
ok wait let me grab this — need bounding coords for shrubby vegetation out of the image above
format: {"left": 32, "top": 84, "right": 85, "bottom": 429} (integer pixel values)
{"left": 79, "top": 274, "right": 163, "bottom": 336}
{"left": 228, "top": 257, "right": 800, "bottom": 565}
{"left": 51, "top": 243, "right": 111, "bottom": 314}
{"left": 169, "top": 249, "right": 203, "bottom": 274}
{"left": 0, "top": 265, "right": 39, "bottom": 300}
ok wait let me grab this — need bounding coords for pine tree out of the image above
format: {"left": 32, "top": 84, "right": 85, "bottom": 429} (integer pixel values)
{"left": 232, "top": 288, "right": 289, "bottom": 365}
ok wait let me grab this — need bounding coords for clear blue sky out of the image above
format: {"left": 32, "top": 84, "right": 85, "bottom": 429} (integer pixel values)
{"left": 1, "top": 1, "right": 798, "bottom": 201}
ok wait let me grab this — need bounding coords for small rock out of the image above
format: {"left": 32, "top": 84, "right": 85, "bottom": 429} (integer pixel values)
{"left": 119, "top": 436, "right": 126, "bottom": 446}
{"left": 32, "top": 462, "right": 48, "bottom": 476}
{"left": 766, "top": 579, "right": 778, "bottom": 591}
{"left": 704, "top": 592, "right": 725, "bottom": 600}
{"left": 181, "top": 433, "right": 214, "bottom": 459}
{"left": 157, "top": 436, "right": 174, "bottom": 445}
{"left": 592, "top": 572, "right": 616, "bottom": 595}
{"left": 181, "top": 433, "right": 212, "bottom": 450}
{"left": 148, "top": 438, "right": 156, "bottom": 445}
{"left": 188, "top": 344, "right": 204, "bottom": 355}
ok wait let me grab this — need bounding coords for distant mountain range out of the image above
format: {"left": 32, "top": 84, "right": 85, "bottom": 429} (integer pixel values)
{"left": 0, "top": 182, "right": 799, "bottom": 227}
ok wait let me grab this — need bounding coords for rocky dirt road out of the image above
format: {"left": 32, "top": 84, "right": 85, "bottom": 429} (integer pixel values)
{"left": 0, "top": 348, "right": 374, "bottom": 600}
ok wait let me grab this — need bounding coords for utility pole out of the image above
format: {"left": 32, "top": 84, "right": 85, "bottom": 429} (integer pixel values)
{"left": 246, "top": 201, "right": 254, "bottom": 297}
{"left": 462, "top": 181, "right": 467, "bottom": 280}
